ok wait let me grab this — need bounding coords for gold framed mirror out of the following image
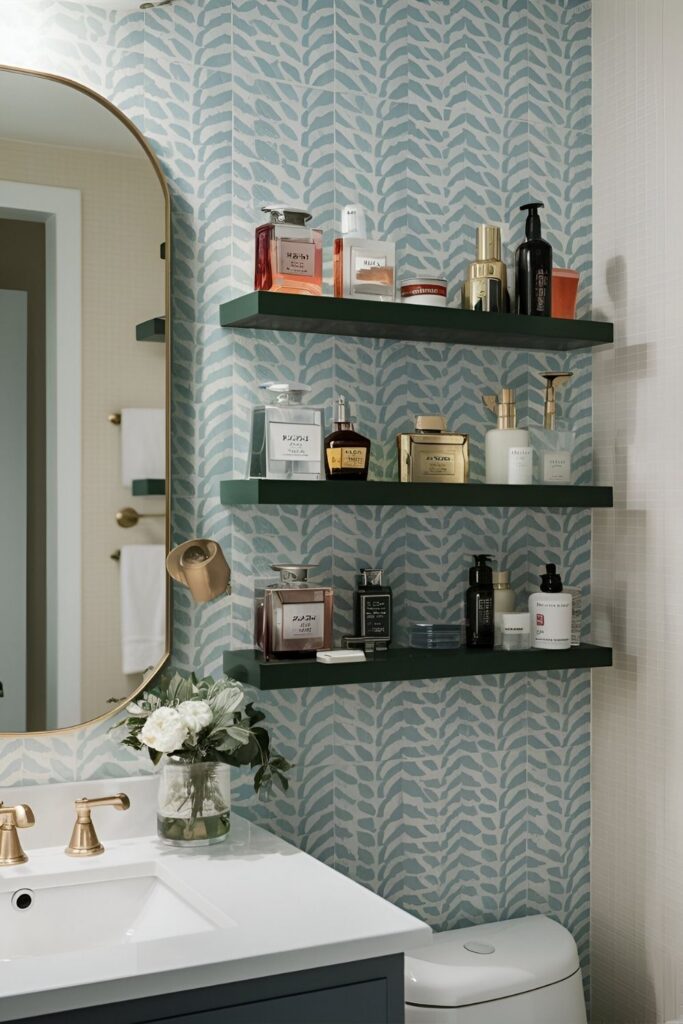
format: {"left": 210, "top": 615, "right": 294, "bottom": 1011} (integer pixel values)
{"left": 0, "top": 66, "right": 171, "bottom": 737}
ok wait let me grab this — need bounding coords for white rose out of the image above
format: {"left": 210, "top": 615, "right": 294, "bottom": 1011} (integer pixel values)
{"left": 177, "top": 700, "right": 213, "bottom": 734}
{"left": 139, "top": 707, "right": 189, "bottom": 754}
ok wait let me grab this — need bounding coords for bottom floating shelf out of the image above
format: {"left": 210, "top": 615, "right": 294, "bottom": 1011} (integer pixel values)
{"left": 222, "top": 644, "right": 613, "bottom": 690}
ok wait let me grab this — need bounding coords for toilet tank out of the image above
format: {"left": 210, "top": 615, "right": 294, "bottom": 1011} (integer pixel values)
{"left": 405, "top": 915, "right": 587, "bottom": 1024}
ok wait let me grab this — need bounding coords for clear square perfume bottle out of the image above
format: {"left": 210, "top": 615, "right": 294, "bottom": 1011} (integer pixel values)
{"left": 254, "top": 205, "right": 323, "bottom": 295}
{"left": 249, "top": 383, "right": 324, "bottom": 480}
{"left": 333, "top": 204, "right": 396, "bottom": 302}
{"left": 255, "top": 564, "right": 334, "bottom": 660}
{"left": 528, "top": 371, "right": 576, "bottom": 484}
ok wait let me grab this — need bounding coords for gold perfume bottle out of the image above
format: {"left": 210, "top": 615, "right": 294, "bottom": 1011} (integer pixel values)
{"left": 461, "top": 225, "right": 510, "bottom": 313}
{"left": 396, "top": 416, "right": 469, "bottom": 483}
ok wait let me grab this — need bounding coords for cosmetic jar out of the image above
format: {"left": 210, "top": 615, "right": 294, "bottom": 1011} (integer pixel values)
{"left": 400, "top": 276, "right": 448, "bottom": 307}
{"left": 499, "top": 612, "right": 530, "bottom": 651}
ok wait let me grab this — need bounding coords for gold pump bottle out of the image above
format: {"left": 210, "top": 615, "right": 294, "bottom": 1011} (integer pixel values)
{"left": 461, "top": 225, "right": 510, "bottom": 313}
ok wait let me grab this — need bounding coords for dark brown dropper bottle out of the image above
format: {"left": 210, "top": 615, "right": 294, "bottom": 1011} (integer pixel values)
{"left": 515, "top": 202, "right": 552, "bottom": 316}
{"left": 324, "top": 396, "right": 371, "bottom": 480}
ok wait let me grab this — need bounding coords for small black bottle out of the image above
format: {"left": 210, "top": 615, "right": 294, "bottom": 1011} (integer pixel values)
{"left": 465, "top": 554, "right": 494, "bottom": 649}
{"left": 354, "top": 568, "right": 392, "bottom": 647}
{"left": 515, "top": 202, "right": 552, "bottom": 317}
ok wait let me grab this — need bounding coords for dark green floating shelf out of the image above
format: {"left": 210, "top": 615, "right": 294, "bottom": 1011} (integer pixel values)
{"left": 223, "top": 644, "right": 613, "bottom": 690}
{"left": 219, "top": 292, "right": 613, "bottom": 352}
{"left": 136, "top": 317, "right": 166, "bottom": 342}
{"left": 220, "top": 479, "right": 613, "bottom": 509}
{"left": 132, "top": 478, "right": 166, "bottom": 496}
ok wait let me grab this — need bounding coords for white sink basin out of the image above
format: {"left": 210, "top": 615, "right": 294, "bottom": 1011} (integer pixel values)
{"left": 0, "top": 863, "right": 226, "bottom": 961}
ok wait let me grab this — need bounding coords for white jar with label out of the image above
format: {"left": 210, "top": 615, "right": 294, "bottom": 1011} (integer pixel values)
{"left": 248, "top": 382, "right": 324, "bottom": 480}
{"left": 529, "top": 563, "right": 573, "bottom": 650}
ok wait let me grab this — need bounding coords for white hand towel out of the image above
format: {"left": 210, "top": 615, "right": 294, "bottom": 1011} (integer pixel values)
{"left": 120, "top": 408, "right": 165, "bottom": 486}
{"left": 120, "top": 545, "right": 166, "bottom": 675}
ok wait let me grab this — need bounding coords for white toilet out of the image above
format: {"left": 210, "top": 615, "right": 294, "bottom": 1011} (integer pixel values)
{"left": 405, "top": 915, "right": 587, "bottom": 1023}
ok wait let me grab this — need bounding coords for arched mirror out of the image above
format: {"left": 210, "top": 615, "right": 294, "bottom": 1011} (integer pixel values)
{"left": 0, "top": 67, "right": 170, "bottom": 735}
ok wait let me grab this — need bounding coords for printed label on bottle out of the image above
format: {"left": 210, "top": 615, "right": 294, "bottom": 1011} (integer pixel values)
{"left": 354, "top": 254, "right": 387, "bottom": 272}
{"left": 534, "top": 268, "right": 550, "bottom": 312}
{"left": 542, "top": 451, "right": 571, "bottom": 483}
{"left": 507, "top": 446, "right": 533, "bottom": 485}
{"left": 326, "top": 447, "right": 367, "bottom": 470}
{"left": 282, "top": 602, "right": 325, "bottom": 641}
{"left": 414, "top": 450, "right": 457, "bottom": 478}
{"left": 277, "top": 240, "right": 316, "bottom": 278}
{"left": 268, "top": 421, "right": 321, "bottom": 463}
{"left": 530, "top": 596, "right": 572, "bottom": 648}
{"left": 360, "top": 594, "right": 391, "bottom": 638}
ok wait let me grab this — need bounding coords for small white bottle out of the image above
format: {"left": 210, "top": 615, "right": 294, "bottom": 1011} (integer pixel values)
{"left": 493, "top": 570, "right": 516, "bottom": 647}
{"left": 529, "top": 563, "right": 573, "bottom": 650}
{"left": 482, "top": 388, "right": 532, "bottom": 484}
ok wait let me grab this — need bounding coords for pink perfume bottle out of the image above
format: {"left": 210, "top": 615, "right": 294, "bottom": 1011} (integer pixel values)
{"left": 254, "top": 206, "right": 323, "bottom": 295}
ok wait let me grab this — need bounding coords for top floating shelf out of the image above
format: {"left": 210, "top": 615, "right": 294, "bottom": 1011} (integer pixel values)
{"left": 219, "top": 292, "right": 613, "bottom": 352}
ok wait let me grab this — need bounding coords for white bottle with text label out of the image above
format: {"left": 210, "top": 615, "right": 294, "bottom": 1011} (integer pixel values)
{"left": 483, "top": 387, "right": 532, "bottom": 484}
{"left": 529, "top": 563, "right": 573, "bottom": 650}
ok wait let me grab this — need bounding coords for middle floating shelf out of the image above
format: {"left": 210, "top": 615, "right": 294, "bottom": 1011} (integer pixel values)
{"left": 220, "top": 480, "right": 613, "bottom": 509}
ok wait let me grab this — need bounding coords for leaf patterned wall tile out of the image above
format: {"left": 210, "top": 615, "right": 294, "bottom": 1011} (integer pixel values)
{"left": 232, "top": 0, "right": 334, "bottom": 89}
{"left": 144, "top": 0, "right": 231, "bottom": 69}
{"left": 335, "top": 0, "right": 408, "bottom": 101}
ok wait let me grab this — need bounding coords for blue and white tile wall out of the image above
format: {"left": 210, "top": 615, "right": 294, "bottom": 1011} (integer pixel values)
{"left": 0, "top": 0, "right": 592, "bottom": 989}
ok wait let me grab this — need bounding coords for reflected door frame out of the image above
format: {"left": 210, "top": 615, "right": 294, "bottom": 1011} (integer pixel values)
{"left": 0, "top": 179, "right": 81, "bottom": 728}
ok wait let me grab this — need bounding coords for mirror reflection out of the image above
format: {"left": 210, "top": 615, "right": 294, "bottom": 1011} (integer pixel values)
{"left": 0, "top": 69, "right": 168, "bottom": 734}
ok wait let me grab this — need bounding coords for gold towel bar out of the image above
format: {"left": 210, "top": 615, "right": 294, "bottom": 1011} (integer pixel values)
{"left": 111, "top": 550, "right": 121, "bottom": 561}
{"left": 116, "top": 506, "right": 165, "bottom": 529}
{"left": 108, "top": 412, "right": 121, "bottom": 425}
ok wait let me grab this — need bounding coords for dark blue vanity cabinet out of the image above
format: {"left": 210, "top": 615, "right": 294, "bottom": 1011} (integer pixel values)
{"left": 16, "top": 955, "right": 404, "bottom": 1024}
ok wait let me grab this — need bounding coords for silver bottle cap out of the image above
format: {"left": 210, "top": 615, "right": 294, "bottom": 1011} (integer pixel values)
{"left": 261, "top": 205, "right": 312, "bottom": 226}
{"left": 360, "top": 568, "right": 383, "bottom": 586}
{"left": 271, "top": 564, "right": 317, "bottom": 584}
{"left": 260, "top": 382, "right": 311, "bottom": 405}
{"left": 416, "top": 415, "right": 447, "bottom": 433}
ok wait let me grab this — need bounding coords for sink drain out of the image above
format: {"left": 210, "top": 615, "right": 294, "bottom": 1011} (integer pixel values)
{"left": 11, "top": 889, "right": 34, "bottom": 911}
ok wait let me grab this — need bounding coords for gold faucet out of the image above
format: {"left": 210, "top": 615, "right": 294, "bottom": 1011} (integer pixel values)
{"left": 0, "top": 803, "right": 35, "bottom": 866}
{"left": 65, "top": 793, "right": 130, "bottom": 857}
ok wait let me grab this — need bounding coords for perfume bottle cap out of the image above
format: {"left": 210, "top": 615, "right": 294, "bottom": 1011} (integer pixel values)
{"left": 415, "top": 415, "right": 447, "bottom": 433}
{"left": 492, "top": 570, "right": 510, "bottom": 589}
{"left": 469, "top": 554, "right": 493, "bottom": 585}
{"left": 475, "top": 225, "right": 502, "bottom": 262}
{"left": 340, "top": 203, "right": 367, "bottom": 237}
{"left": 260, "top": 382, "right": 311, "bottom": 405}
{"left": 271, "top": 563, "right": 318, "bottom": 585}
{"left": 261, "top": 205, "right": 312, "bottom": 226}
{"left": 540, "top": 563, "right": 563, "bottom": 592}
{"left": 360, "top": 568, "right": 383, "bottom": 586}
{"left": 334, "top": 395, "right": 353, "bottom": 426}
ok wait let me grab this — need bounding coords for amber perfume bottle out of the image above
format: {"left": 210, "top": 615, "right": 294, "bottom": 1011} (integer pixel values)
{"left": 255, "top": 564, "right": 334, "bottom": 660}
{"left": 324, "top": 397, "right": 371, "bottom": 480}
{"left": 254, "top": 206, "right": 323, "bottom": 295}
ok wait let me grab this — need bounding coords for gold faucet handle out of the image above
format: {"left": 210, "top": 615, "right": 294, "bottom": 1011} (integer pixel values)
{"left": 0, "top": 803, "right": 35, "bottom": 866}
{"left": 0, "top": 803, "right": 35, "bottom": 829}
{"left": 65, "top": 793, "right": 130, "bottom": 858}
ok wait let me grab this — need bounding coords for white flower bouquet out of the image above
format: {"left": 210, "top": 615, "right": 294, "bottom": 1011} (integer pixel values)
{"left": 113, "top": 671, "right": 291, "bottom": 844}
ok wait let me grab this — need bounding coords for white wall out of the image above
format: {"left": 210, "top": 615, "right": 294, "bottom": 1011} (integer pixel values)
{"left": 592, "top": 1, "right": 683, "bottom": 1020}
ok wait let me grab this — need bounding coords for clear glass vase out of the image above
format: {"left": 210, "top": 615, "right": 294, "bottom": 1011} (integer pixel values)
{"left": 157, "top": 759, "right": 231, "bottom": 847}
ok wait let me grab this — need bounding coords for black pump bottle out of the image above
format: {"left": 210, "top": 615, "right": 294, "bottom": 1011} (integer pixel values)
{"left": 515, "top": 202, "right": 552, "bottom": 317}
{"left": 465, "top": 554, "right": 494, "bottom": 649}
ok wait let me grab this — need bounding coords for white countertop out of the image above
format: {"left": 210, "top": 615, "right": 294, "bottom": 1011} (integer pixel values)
{"left": 0, "top": 781, "right": 431, "bottom": 1021}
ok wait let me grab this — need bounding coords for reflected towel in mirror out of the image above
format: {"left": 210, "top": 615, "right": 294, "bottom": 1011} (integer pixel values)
{"left": 120, "top": 545, "right": 165, "bottom": 675}
{"left": 120, "top": 408, "right": 165, "bottom": 487}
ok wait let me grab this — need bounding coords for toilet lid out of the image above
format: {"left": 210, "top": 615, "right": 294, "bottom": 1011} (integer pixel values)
{"left": 405, "top": 915, "right": 581, "bottom": 1008}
